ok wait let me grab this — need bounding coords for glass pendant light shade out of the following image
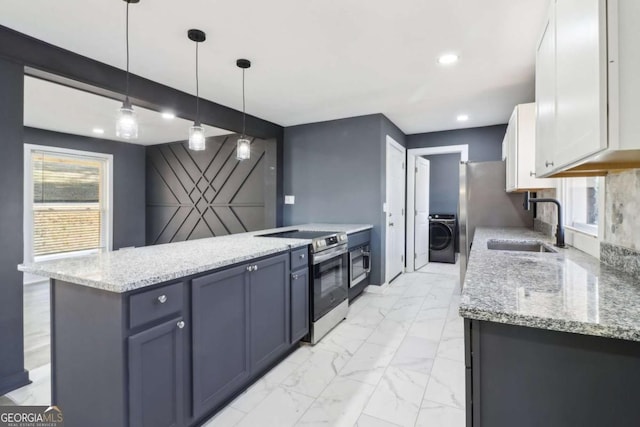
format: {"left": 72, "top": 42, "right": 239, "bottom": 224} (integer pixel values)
{"left": 189, "top": 125, "right": 206, "bottom": 151}
{"left": 116, "top": 101, "right": 138, "bottom": 139}
{"left": 236, "top": 138, "right": 251, "bottom": 161}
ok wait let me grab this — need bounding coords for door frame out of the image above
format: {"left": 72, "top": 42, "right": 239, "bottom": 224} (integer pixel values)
{"left": 406, "top": 144, "right": 468, "bottom": 272}
{"left": 385, "top": 135, "right": 406, "bottom": 284}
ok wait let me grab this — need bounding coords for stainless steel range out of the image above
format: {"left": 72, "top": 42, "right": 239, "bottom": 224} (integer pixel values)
{"left": 260, "top": 230, "right": 349, "bottom": 344}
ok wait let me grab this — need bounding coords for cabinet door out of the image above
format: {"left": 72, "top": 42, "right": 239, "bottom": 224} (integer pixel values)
{"left": 536, "top": 8, "right": 557, "bottom": 177}
{"left": 290, "top": 268, "right": 309, "bottom": 343}
{"left": 191, "top": 264, "right": 250, "bottom": 418}
{"left": 249, "top": 253, "right": 290, "bottom": 374}
{"left": 129, "top": 318, "right": 184, "bottom": 427}
{"left": 505, "top": 108, "right": 518, "bottom": 192}
{"left": 555, "top": 0, "right": 608, "bottom": 168}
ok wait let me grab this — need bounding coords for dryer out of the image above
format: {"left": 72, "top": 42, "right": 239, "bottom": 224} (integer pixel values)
{"left": 429, "top": 214, "right": 456, "bottom": 264}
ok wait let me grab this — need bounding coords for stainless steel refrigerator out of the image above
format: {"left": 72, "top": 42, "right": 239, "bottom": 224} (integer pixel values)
{"left": 458, "top": 161, "right": 533, "bottom": 286}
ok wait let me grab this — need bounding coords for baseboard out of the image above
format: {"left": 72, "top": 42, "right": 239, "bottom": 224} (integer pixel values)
{"left": 0, "top": 369, "right": 31, "bottom": 396}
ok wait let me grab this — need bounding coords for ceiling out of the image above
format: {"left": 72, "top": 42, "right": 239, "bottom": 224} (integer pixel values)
{"left": 24, "top": 77, "right": 232, "bottom": 145}
{"left": 2, "top": 0, "right": 547, "bottom": 134}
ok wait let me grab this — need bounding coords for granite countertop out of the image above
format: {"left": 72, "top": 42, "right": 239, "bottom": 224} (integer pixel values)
{"left": 18, "top": 223, "right": 373, "bottom": 293}
{"left": 460, "top": 227, "right": 640, "bottom": 342}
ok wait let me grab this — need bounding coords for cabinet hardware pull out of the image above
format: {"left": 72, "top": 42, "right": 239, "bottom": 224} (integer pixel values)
{"left": 299, "top": 254, "right": 305, "bottom": 259}
{"left": 545, "top": 161, "right": 554, "bottom": 168}
{"left": 177, "top": 320, "right": 185, "bottom": 329}
{"left": 157, "top": 295, "right": 167, "bottom": 304}
{"left": 293, "top": 274, "right": 298, "bottom": 280}
{"left": 253, "top": 265, "right": 258, "bottom": 271}
{"left": 246, "top": 266, "right": 253, "bottom": 272}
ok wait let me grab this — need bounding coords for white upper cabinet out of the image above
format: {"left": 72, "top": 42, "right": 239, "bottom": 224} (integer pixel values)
{"left": 505, "top": 103, "right": 556, "bottom": 192}
{"left": 535, "top": 0, "right": 640, "bottom": 177}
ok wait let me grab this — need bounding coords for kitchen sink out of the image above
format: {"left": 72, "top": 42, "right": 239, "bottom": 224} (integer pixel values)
{"left": 486, "top": 239, "right": 558, "bottom": 253}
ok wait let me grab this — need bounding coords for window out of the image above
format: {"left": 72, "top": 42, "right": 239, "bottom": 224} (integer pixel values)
{"left": 24, "top": 145, "right": 112, "bottom": 262}
{"left": 561, "top": 176, "right": 601, "bottom": 236}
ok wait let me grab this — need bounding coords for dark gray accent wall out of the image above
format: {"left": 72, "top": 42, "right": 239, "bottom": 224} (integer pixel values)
{"left": 146, "top": 135, "right": 277, "bottom": 244}
{"left": 283, "top": 114, "right": 406, "bottom": 285}
{"left": 0, "top": 58, "right": 29, "bottom": 395}
{"left": 408, "top": 124, "right": 506, "bottom": 160}
{"left": 23, "top": 127, "right": 146, "bottom": 249}
{"left": 424, "top": 153, "right": 461, "bottom": 215}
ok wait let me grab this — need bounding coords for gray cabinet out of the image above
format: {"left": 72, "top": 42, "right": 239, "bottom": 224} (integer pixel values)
{"left": 290, "top": 268, "right": 309, "bottom": 343}
{"left": 129, "top": 317, "right": 185, "bottom": 427}
{"left": 191, "top": 263, "right": 251, "bottom": 418}
{"left": 249, "top": 253, "right": 291, "bottom": 373}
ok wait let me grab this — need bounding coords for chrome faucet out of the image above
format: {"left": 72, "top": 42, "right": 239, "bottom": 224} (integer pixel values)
{"left": 523, "top": 192, "right": 566, "bottom": 248}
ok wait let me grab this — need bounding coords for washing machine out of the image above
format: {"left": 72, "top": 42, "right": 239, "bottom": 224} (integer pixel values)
{"left": 429, "top": 214, "right": 456, "bottom": 264}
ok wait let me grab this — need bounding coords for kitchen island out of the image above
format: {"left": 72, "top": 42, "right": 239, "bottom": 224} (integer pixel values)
{"left": 18, "top": 223, "right": 372, "bottom": 427}
{"left": 460, "top": 227, "right": 640, "bottom": 427}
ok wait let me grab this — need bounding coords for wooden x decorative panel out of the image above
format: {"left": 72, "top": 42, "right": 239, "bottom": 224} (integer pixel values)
{"left": 146, "top": 135, "right": 276, "bottom": 245}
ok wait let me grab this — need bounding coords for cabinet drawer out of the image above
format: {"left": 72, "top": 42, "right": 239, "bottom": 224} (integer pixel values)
{"left": 291, "top": 247, "right": 309, "bottom": 271}
{"left": 129, "top": 283, "right": 184, "bottom": 329}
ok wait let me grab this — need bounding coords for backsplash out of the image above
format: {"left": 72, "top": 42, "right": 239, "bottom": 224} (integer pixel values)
{"left": 534, "top": 170, "right": 640, "bottom": 276}
{"left": 605, "top": 169, "right": 640, "bottom": 250}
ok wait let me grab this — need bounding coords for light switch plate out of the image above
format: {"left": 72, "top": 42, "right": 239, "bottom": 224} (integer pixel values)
{"left": 284, "top": 195, "right": 295, "bottom": 205}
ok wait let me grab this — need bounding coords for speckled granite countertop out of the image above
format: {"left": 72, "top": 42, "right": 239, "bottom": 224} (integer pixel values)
{"left": 460, "top": 227, "right": 640, "bottom": 342}
{"left": 18, "top": 223, "right": 372, "bottom": 293}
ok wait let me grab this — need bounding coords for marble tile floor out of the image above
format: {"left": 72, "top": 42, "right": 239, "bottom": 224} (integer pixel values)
{"left": 206, "top": 260, "right": 465, "bottom": 427}
{"left": 1, "top": 261, "right": 466, "bottom": 427}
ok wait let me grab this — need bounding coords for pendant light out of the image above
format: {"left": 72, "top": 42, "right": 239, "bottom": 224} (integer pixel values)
{"left": 188, "top": 29, "right": 207, "bottom": 151}
{"left": 116, "top": 0, "right": 139, "bottom": 140}
{"left": 236, "top": 59, "right": 252, "bottom": 161}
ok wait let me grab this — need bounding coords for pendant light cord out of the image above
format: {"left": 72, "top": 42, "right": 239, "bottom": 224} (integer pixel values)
{"left": 125, "top": 0, "right": 130, "bottom": 101}
{"left": 195, "top": 41, "right": 200, "bottom": 124}
{"left": 242, "top": 69, "right": 246, "bottom": 137}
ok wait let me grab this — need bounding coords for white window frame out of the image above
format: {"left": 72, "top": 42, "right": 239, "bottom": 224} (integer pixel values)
{"left": 556, "top": 176, "right": 605, "bottom": 259}
{"left": 23, "top": 144, "right": 114, "bottom": 264}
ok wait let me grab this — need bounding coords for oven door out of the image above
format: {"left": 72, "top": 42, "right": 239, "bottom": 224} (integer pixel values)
{"left": 349, "top": 245, "right": 371, "bottom": 288}
{"left": 312, "top": 245, "right": 349, "bottom": 322}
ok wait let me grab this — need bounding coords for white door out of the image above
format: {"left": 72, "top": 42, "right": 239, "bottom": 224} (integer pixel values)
{"left": 414, "top": 157, "right": 430, "bottom": 270}
{"left": 385, "top": 137, "right": 406, "bottom": 283}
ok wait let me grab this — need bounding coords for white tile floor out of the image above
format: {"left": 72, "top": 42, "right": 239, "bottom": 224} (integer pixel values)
{"left": 205, "top": 261, "right": 465, "bottom": 427}
{"left": 1, "top": 261, "right": 465, "bottom": 427}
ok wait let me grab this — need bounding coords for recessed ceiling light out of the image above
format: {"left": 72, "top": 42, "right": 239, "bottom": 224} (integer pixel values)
{"left": 438, "top": 53, "right": 459, "bottom": 65}
{"left": 92, "top": 128, "right": 105, "bottom": 134}
{"left": 162, "top": 111, "right": 176, "bottom": 120}
{"left": 457, "top": 114, "right": 469, "bottom": 122}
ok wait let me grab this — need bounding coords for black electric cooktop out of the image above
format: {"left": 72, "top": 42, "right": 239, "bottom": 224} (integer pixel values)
{"left": 259, "top": 230, "right": 336, "bottom": 239}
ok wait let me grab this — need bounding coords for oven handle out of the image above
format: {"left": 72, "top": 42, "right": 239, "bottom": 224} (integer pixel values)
{"left": 312, "top": 244, "right": 348, "bottom": 265}
{"left": 362, "top": 251, "right": 371, "bottom": 273}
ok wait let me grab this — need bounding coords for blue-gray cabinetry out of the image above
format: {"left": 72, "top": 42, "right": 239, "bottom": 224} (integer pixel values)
{"left": 49, "top": 248, "right": 308, "bottom": 427}
{"left": 129, "top": 317, "right": 185, "bottom": 427}
{"left": 192, "top": 263, "right": 251, "bottom": 418}
{"left": 464, "top": 319, "right": 640, "bottom": 427}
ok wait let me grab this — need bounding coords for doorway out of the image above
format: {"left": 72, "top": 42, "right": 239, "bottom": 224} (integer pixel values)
{"left": 385, "top": 136, "right": 406, "bottom": 283}
{"left": 406, "top": 145, "right": 468, "bottom": 272}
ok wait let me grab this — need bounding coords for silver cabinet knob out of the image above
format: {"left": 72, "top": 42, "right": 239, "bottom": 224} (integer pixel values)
{"left": 545, "top": 161, "right": 554, "bottom": 168}
{"left": 177, "top": 320, "right": 185, "bottom": 329}
{"left": 246, "top": 265, "right": 253, "bottom": 272}
{"left": 253, "top": 265, "right": 258, "bottom": 271}
{"left": 292, "top": 273, "right": 299, "bottom": 280}
{"left": 157, "top": 295, "right": 167, "bottom": 304}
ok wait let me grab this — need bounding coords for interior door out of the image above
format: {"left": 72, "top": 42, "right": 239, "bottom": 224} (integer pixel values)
{"left": 385, "top": 137, "right": 406, "bottom": 283}
{"left": 414, "top": 157, "right": 430, "bottom": 270}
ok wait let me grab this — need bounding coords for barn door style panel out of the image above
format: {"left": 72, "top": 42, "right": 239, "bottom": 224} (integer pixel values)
{"left": 146, "top": 135, "right": 277, "bottom": 244}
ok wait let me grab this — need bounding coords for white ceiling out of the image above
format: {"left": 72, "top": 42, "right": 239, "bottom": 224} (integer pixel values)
{"left": 24, "top": 77, "right": 232, "bottom": 145}
{"left": 3, "top": 0, "right": 547, "bottom": 134}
